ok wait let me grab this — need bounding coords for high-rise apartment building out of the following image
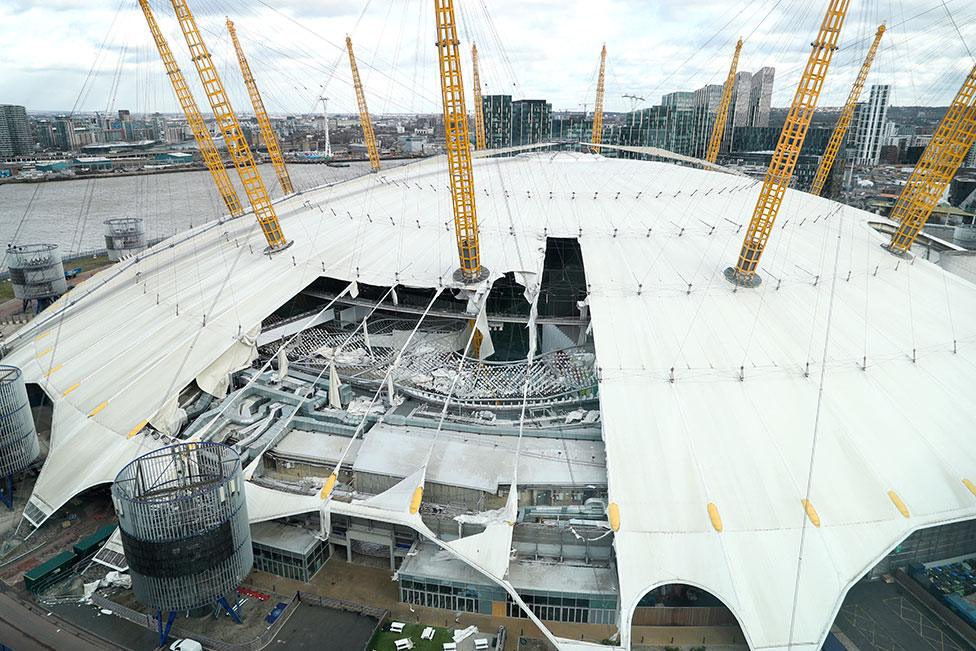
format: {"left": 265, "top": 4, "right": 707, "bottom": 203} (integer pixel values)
{"left": 0, "top": 104, "right": 32, "bottom": 157}
{"left": 748, "top": 67, "right": 775, "bottom": 128}
{"left": 483, "top": 96, "right": 552, "bottom": 148}
{"left": 512, "top": 99, "right": 552, "bottom": 146}
{"left": 851, "top": 84, "right": 891, "bottom": 166}
{"left": 483, "top": 95, "right": 513, "bottom": 148}
{"left": 691, "top": 85, "right": 723, "bottom": 158}
{"left": 722, "top": 68, "right": 775, "bottom": 152}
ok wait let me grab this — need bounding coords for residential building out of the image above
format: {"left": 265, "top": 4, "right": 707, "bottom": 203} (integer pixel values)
{"left": 851, "top": 84, "right": 891, "bottom": 166}
{"left": 483, "top": 94, "right": 513, "bottom": 148}
{"left": 0, "top": 104, "right": 32, "bottom": 156}
{"left": 512, "top": 99, "right": 552, "bottom": 146}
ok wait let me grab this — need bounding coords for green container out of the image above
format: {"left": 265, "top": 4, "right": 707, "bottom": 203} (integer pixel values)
{"left": 72, "top": 524, "right": 117, "bottom": 557}
{"left": 24, "top": 551, "right": 78, "bottom": 592}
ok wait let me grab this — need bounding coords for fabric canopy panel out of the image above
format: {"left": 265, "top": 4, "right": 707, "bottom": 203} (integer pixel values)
{"left": 2, "top": 152, "right": 975, "bottom": 651}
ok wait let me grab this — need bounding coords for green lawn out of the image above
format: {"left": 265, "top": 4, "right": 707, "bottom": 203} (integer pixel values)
{"left": 368, "top": 622, "right": 455, "bottom": 651}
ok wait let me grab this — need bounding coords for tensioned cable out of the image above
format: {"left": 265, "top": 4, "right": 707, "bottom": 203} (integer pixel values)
{"left": 786, "top": 198, "right": 845, "bottom": 649}
{"left": 327, "top": 289, "right": 444, "bottom": 479}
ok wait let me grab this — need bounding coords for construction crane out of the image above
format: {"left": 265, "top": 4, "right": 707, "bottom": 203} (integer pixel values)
{"left": 728, "top": 0, "right": 851, "bottom": 287}
{"left": 887, "top": 64, "right": 976, "bottom": 255}
{"left": 591, "top": 44, "right": 607, "bottom": 153}
{"left": 137, "top": 0, "right": 243, "bottom": 218}
{"left": 227, "top": 18, "right": 294, "bottom": 195}
{"left": 471, "top": 43, "right": 487, "bottom": 151}
{"left": 810, "top": 24, "right": 885, "bottom": 196}
{"left": 346, "top": 36, "right": 381, "bottom": 173}
{"left": 169, "top": 0, "right": 289, "bottom": 253}
{"left": 705, "top": 39, "right": 743, "bottom": 164}
{"left": 434, "top": 0, "right": 485, "bottom": 283}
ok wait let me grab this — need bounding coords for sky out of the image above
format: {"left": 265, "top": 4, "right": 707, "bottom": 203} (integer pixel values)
{"left": 1, "top": 0, "right": 974, "bottom": 117}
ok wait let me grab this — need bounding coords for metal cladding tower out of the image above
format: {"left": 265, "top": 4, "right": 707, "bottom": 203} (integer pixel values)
{"left": 0, "top": 366, "right": 40, "bottom": 509}
{"left": 346, "top": 35, "right": 381, "bottom": 172}
{"left": 887, "top": 64, "right": 976, "bottom": 255}
{"left": 112, "top": 443, "right": 251, "bottom": 645}
{"left": 591, "top": 44, "right": 607, "bottom": 153}
{"left": 137, "top": 0, "right": 244, "bottom": 219}
{"left": 103, "top": 218, "right": 147, "bottom": 261}
{"left": 705, "top": 39, "right": 742, "bottom": 164}
{"left": 727, "top": 0, "right": 851, "bottom": 287}
{"left": 168, "top": 0, "right": 290, "bottom": 253}
{"left": 434, "top": 0, "right": 487, "bottom": 283}
{"left": 6, "top": 244, "right": 67, "bottom": 309}
{"left": 227, "top": 18, "right": 294, "bottom": 195}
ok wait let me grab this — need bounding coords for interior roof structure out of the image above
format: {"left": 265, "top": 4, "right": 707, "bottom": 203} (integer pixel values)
{"left": 5, "top": 151, "right": 976, "bottom": 650}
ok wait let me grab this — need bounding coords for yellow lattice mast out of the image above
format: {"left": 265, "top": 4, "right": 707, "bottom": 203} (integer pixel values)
{"left": 591, "top": 44, "right": 607, "bottom": 153}
{"left": 137, "top": 0, "right": 243, "bottom": 218}
{"left": 227, "top": 18, "right": 294, "bottom": 195}
{"left": 705, "top": 39, "right": 743, "bottom": 164}
{"left": 346, "top": 36, "right": 381, "bottom": 173}
{"left": 887, "top": 64, "right": 976, "bottom": 254}
{"left": 728, "top": 0, "right": 851, "bottom": 287}
{"left": 434, "top": 0, "right": 486, "bottom": 283}
{"left": 471, "top": 43, "right": 487, "bottom": 151}
{"left": 168, "top": 0, "right": 289, "bottom": 252}
{"left": 810, "top": 24, "right": 885, "bottom": 196}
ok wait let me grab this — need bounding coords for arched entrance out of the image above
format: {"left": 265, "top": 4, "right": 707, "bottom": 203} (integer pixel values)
{"left": 629, "top": 583, "right": 748, "bottom": 650}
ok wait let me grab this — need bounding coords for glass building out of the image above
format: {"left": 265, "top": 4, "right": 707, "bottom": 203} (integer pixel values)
{"left": 398, "top": 543, "right": 617, "bottom": 625}
{"left": 250, "top": 521, "right": 330, "bottom": 583}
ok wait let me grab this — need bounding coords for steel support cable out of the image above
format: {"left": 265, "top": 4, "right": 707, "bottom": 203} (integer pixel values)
{"left": 786, "top": 210, "right": 845, "bottom": 648}
{"left": 247, "top": 0, "right": 441, "bottom": 108}
{"left": 222, "top": 287, "right": 395, "bottom": 456}
{"left": 188, "top": 282, "right": 369, "bottom": 443}
{"left": 70, "top": 0, "right": 127, "bottom": 116}
{"left": 328, "top": 289, "right": 444, "bottom": 478}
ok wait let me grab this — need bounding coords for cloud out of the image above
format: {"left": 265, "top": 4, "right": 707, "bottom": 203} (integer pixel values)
{"left": 0, "top": 0, "right": 974, "bottom": 115}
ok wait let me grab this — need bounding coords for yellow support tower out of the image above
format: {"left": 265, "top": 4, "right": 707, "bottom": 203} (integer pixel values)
{"left": 728, "top": 0, "right": 851, "bottom": 287}
{"left": 810, "top": 24, "right": 885, "bottom": 196}
{"left": 137, "top": 0, "right": 243, "bottom": 218}
{"left": 169, "top": 0, "right": 289, "bottom": 252}
{"left": 888, "top": 64, "right": 976, "bottom": 255}
{"left": 227, "top": 18, "right": 294, "bottom": 195}
{"left": 346, "top": 36, "right": 381, "bottom": 173}
{"left": 705, "top": 39, "right": 743, "bottom": 164}
{"left": 472, "top": 43, "right": 487, "bottom": 151}
{"left": 434, "top": 0, "right": 486, "bottom": 283}
{"left": 591, "top": 44, "right": 607, "bottom": 154}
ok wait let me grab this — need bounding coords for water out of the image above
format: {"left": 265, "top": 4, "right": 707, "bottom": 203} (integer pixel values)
{"left": 0, "top": 162, "right": 389, "bottom": 257}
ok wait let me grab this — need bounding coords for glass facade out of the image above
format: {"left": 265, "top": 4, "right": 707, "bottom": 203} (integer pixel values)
{"left": 398, "top": 574, "right": 617, "bottom": 625}
{"left": 252, "top": 536, "right": 329, "bottom": 583}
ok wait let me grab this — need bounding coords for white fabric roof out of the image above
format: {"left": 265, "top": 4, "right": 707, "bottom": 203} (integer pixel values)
{"left": 4, "top": 152, "right": 976, "bottom": 650}
{"left": 353, "top": 422, "right": 607, "bottom": 492}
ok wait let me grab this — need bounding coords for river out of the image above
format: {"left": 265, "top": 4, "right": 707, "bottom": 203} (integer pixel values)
{"left": 0, "top": 162, "right": 398, "bottom": 257}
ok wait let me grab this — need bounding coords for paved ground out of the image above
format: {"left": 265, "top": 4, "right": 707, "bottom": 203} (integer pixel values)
{"left": 48, "top": 601, "right": 159, "bottom": 650}
{"left": 834, "top": 580, "right": 973, "bottom": 651}
{"left": 272, "top": 602, "right": 379, "bottom": 650}
{"left": 0, "top": 590, "right": 133, "bottom": 651}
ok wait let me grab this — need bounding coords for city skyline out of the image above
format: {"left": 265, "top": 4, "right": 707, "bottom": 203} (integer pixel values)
{"left": 1, "top": 0, "right": 975, "bottom": 117}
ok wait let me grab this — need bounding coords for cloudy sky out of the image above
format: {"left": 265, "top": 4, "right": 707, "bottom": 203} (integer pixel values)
{"left": 1, "top": 0, "right": 974, "bottom": 116}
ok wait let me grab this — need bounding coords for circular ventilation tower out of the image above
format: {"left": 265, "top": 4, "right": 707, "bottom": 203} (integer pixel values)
{"left": 103, "top": 218, "right": 147, "bottom": 261}
{"left": 111, "top": 443, "right": 252, "bottom": 612}
{"left": 0, "top": 366, "right": 41, "bottom": 477}
{"left": 6, "top": 244, "right": 67, "bottom": 301}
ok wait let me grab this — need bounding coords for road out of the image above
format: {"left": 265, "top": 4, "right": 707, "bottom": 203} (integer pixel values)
{"left": 0, "top": 591, "right": 130, "bottom": 651}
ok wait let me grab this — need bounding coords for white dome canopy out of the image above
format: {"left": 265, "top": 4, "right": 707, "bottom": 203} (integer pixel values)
{"left": 5, "top": 151, "right": 976, "bottom": 651}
